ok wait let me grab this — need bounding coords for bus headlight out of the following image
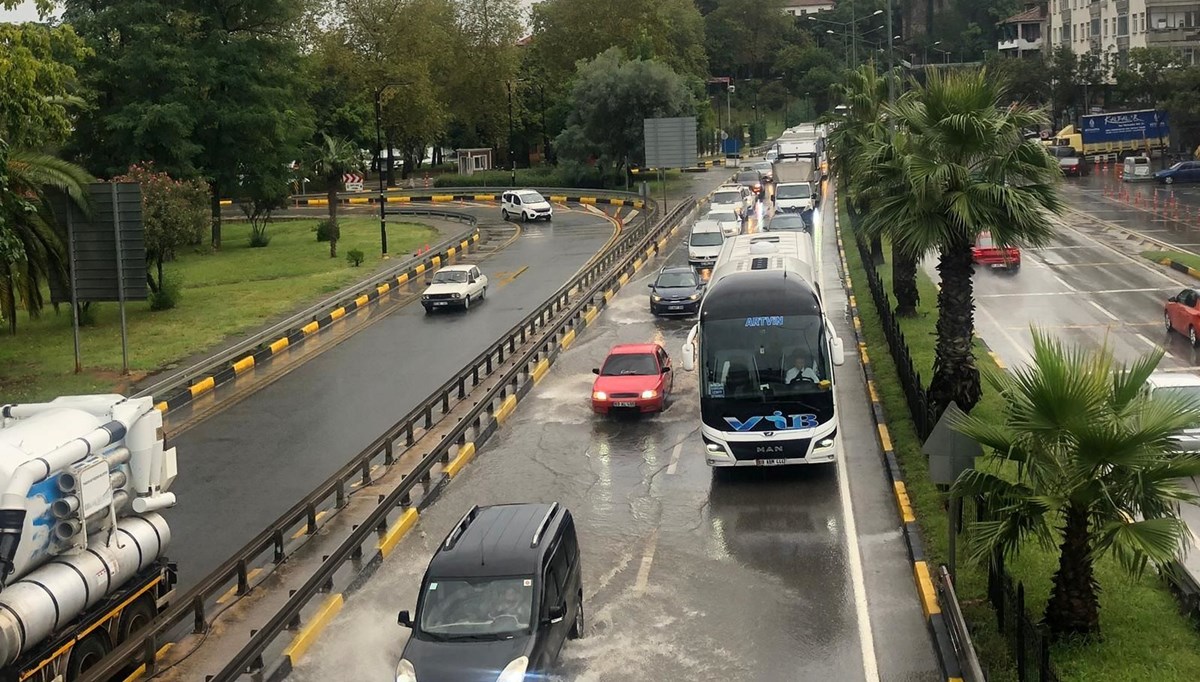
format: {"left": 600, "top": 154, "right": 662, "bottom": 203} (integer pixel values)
{"left": 641, "top": 390, "right": 657, "bottom": 399}
{"left": 817, "top": 437, "right": 835, "bottom": 450}
{"left": 592, "top": 391, "right": 607, "bottom": 401}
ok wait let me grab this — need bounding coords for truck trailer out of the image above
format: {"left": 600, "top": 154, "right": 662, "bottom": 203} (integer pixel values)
{"left": 0, "top": 395, "right": 178, "bottom": 682}
{"left": 1047, "top": 109, "right": 1170, "bottom": 159}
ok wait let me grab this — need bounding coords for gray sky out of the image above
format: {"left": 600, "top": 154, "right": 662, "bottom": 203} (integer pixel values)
{"left": 0, "top": 1, "right": 55, "bottom": 23}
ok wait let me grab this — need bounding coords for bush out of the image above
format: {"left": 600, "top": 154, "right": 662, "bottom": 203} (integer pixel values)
{"left": 432, "top": 167, "right": 606, "bottom": 189}
{"left": 315, "top": 219, "right": 337, "bottom": 243}
{"left": 346, "top": 248, "right": 365, "bottom": 267}
{"left": 77, "top": 302, "right": 99, "bottom": 327}
{"left": 148, "top": 273, "right": 183, "bottom": 311}
{"left": 249, "top": 228, "right": 271, "bottom": 248}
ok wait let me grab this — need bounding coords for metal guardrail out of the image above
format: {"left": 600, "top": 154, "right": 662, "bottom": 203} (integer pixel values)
{"left": 133, "top": 208, "right": 480, "bottom": 408}
{"left": 77, "top": 196, "right": 665, "bottom": 682}
{"left": 938, "top": 565, "right": 987, "bottom": 682}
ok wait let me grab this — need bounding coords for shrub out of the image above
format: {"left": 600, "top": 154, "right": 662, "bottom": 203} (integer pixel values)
{"left": 315, "top": 219, "right": 336, "bottom": 243}
{"left": 148, "top": 272, "right": 182, "bottom": 311}
{"left": 346, "top": 248, "right": 365, "bottom": 267}
{"left": 77, "top": 302, "right": 99, "bottom": 327}
{"left": 249, "top": 228, "right": 271, "bottom": 248}
{"left": 432, "top": 167, "right": 606, "bottom": 189}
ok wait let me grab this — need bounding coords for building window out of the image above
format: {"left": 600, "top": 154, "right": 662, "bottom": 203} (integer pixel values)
{"left": 1092, "top": 18, "right": 1100, "bottom": 37}
{"left": 473, "top": 155, "right": 486, "bottom": 170}
{"left": 1117, "top": 16, "right": 1128, "bottom": 36}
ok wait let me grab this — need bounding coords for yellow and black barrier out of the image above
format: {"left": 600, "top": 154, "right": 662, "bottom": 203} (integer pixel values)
{"left": 221, "top": 192, "right": 646, "bottom": 211}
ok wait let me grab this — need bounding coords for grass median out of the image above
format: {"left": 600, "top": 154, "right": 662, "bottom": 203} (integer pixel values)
{"left": 1, "top": 216, "right": 439, "bottom": 402}
{"left": 1143, "top": 249, "right": 1200, "bottom": 273}
{"left": 841, "top": 209, "right": 1200, "bottom": 680}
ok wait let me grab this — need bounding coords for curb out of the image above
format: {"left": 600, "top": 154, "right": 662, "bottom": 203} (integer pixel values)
{"left": 1156, "top": 256, "right": 1200, "bottom": 281}
{"left": 832, "top": 211, "right": 964, "bottom": 682}
{"left": 263, "top": 210, "right": 692, "bottom": 678}
{"left": 223, "top": 192, "right": 646, "bottom": 210}
{"left": 153, "top": 232, "right": 481, "bottom": 414}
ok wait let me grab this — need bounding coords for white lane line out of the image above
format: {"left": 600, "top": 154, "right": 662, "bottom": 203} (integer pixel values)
{"left": 978, "top": 287, "right": 1172, "bottom": 298}
{"left": 1088, "top": 300, "right": 1120, "bottom": 321}
{"left": 834, "top": 431, "right": 881, "bottom": 681}
{"left": 1135, "top": 333, "right": 1159, "bottom": 349}
{"left": 666, "top": 442, "right": 683, "bottom": 475}
{"left": 976, "top": 304, "right": 1036, "bottom": 364}
{"left": 1052, "top": 274, "right": 1078, "bottom": 292}
{"left": 634, "top": 529, "right": 659, "bottom": 593}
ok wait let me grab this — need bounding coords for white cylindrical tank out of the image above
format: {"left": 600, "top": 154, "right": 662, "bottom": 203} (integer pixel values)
{"left": 0, "top": 513, "right": 169, "bottom": 666}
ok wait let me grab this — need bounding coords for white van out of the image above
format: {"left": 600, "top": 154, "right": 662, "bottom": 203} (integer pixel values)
{"left": 774, "top": 182, "right": 816, "bottom": 213}
{"left": 687, "top": 221, "right": 725, "bottom": 267}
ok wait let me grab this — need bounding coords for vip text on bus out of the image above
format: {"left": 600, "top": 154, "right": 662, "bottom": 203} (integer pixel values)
{"left": 682, "top": 232, "right": 845, "bottom": 466}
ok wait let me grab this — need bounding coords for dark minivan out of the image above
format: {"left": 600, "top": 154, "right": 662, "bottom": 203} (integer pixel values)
{"left": 395, "top": 503, "right": 583, "bottom": 682}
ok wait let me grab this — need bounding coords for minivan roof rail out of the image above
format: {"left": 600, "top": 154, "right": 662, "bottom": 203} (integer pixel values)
{"left": 530, "top": 502, "right": 560, "bottom": 548}
{"left": 444, "top": 505, "right": 482, "bottom": 550}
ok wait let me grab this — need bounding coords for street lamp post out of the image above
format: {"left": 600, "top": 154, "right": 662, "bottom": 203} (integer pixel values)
{"left": 374, "top": 82, "right": 408, "bottom": 257}
{"left": 886, "top": 0, "right": 896, "bottom": 121}
{"left": 810, "top": 9, "right": 882, "bottom": 69}
{"left": 506, "top": 79, "right": 528, "bottom": 187}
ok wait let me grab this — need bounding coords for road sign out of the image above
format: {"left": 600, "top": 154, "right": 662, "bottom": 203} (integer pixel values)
{"left": 343, "top": 173, "right": 364, "bottom": 191}
{"left": 643, "top": 117, "right": 698, "bottom": 169}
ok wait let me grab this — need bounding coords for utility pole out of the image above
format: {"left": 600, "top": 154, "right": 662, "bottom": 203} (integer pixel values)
{"left": 887, "top": 0, "right": 896, "bottom": 121}
{"left": 506, "top": 81, "right": 516, "bottom": 187}
{"left": 374, "top": 88, "right": 388, "bottom": 257}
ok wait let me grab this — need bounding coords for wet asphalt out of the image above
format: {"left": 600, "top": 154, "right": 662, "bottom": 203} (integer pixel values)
{"left": 286, "top": 164, "right": 941, "bottom": 681}
{"left": 163, "top": 205, "right": 620, "bottom": 589}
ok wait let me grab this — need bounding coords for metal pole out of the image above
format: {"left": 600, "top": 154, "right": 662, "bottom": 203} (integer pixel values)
{"left": 507, "top": 81, "right": 516, "bottom": 187}
{"left": 949, "top": 497, "right": 961, "bottom": 578}
{"left": 375, "top": 89, "right": 388, "bottom": 256}
{"left": 66, "top": 206, "right": 82, "bottom": 374}
{"left": 887, "top": 0, "right": 896, "bottom": 119}
{"left": 660, "top": 169, "right": 667, "bottom": 213}
{"left": 110, "top": 183, "right": 130, "bottom": 375}
{"left": 851, "top": 3, "right": 858, "bottom": 68}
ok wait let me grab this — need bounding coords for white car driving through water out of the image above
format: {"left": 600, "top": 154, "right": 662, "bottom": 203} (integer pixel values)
{"left": 422, "top": 264, "right": 488, "bottom": 312}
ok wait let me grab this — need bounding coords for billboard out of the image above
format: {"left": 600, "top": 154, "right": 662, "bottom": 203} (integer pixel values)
{"left": 48, "top": 182, "right": 148, "bottom": 304}
{"left": 1081, "top": 110, "right": 1169, "bottom": 143}
{"left": 644, "top": 117, "right": 698, "bottom": 169}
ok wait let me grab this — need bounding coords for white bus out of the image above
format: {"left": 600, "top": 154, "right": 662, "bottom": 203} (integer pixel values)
{"left": 682, "top": 233, "right": 845, "bottom": 466}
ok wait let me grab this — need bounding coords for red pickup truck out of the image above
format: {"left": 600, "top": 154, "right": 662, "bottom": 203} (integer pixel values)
{"left": 972, "top": 231, "right": 1021, "bottom": 272}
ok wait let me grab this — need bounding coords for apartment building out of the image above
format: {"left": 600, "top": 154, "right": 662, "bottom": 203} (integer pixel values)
{"left": 998, "top": 3, "right": 1049, "bottom": 57}
{"left": 782, "top": 0, "right": 834, "bottom": 17}
{"left": 1048, "top": 0, "right": 1200, "bottom": 66}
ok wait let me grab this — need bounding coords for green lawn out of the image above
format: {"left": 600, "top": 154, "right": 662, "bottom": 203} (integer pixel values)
{"left": 842, "top": 208, "right": 1200, "bottom": 681}
{"left": 1143, "top": 249, "right": 1200, "bottom": 273}
{"left": 1, "top": 216, "right": 438, "bottom": 402}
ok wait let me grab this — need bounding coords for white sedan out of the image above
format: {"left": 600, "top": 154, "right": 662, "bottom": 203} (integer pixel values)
{"left": 422, "top": 264, "right": 488, "bottom": 312}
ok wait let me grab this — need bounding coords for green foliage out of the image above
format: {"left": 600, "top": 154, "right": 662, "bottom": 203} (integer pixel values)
{"left": 113, "top": 163, "right": 209, "bottom": 292}
{"left": 952, "top": 330, "right": 1200, "bottom": 637}
{"left": 0, "top": 23, "right": 89, "bottom": 149}
{"left": 345, "top": 248, "right": 365, "bottom": 267}
{"left": 1113, "top": 47, "right": 1183, "bottom": 109}
{"left": 705, "top": 0, "right": 796, "bottom": 78}
{"left": 148, "top": 271, "right": 181, "bottom": 311}
{"left": 554, "top": 48, "right": 695, "bottom": 175}
{"left": 529, "top": 0, "right": 707, "bottom": 83}
{"left": 315, "top": 219, "right": 336, "bottom": 243}
{"left": 775, "top": 43, "right": 840, "bottom": 114}
{"left": 432, "top": 167, "right": 607, "bottom": 189}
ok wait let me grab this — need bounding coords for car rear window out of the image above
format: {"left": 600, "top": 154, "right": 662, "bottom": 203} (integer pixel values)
{"left": 736, "top": 172, "right": 759, "bottom": 182}
{"left": 712, "top": 191, "right": 741, "bottom": 204}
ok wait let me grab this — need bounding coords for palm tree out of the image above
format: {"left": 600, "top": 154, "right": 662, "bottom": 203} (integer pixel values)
{"left": 0, "top": 143, "right": 92, "bottom": 334}
{"left": 862, "top": 68, "right": 1062, "bottom": 416}
{"left": 309, "top": 133, "right": 362, "bottom": 258}
{"left": 952, "top": 328, "right": 1200, "bottom": 639}
{"left": 826, "top": 63, "right": 920, "bottom": 316}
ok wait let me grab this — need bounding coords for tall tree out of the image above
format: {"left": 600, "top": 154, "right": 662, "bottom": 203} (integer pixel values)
{"left": 0, "top": 22, "right": 89, "bottom": 150}
{"left": 528, "top": 0, "right": 707, "bottom": 83}
{"left": 554, "top": 48, "right": 696, "bottom": 178}
{"left": 446, "top": 0, "right": 524, "bottom": 151}
{"left": 861, "top": 68, "right": 1062, "bottom": 417}
{"left": 308, "top": 134, "right": 361, "bottom": 258}
{"left": 705, "top": 0, "right": 796, "bottom": 79}
{"left": 953, "top": 330, "right": 1200, "bottom": 638}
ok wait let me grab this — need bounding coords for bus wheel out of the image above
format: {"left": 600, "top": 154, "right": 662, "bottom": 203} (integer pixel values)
{"left": 66, "top": 634, "right": 110, "bottom": 681}
{"left": 119, "top": 595, "right": 157, "bottom": 641}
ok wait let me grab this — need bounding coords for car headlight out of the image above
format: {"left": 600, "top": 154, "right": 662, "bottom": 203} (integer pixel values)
{"left": 641, "top": 389, "right": 657, "bottom": 399}
{"left": 452, "top": 292, "right": 461, "bottom": 298}
{"left": 496, "top": 656, "right": 529, "bottom": 682}
{"left": 396, "top": 658, "right": 417, "bottom": 682}
{"left": 688, "top": 292, "right": 701, "bottom": 301}
{"left": 651, "top": 294, "right": 662, "bottom": 302}
{"left": 593, "top": 391, "right": 607, "bottom": 400}
{"left": 422, "top": 294, "right": 430, "bottom": 300}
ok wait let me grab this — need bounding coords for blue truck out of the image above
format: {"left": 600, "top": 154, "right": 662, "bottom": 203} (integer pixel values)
{"left": 1047, "top": 109, "right": 1170, "bottom": 159}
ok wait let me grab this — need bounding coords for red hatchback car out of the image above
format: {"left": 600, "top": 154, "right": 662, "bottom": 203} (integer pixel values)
{"left": 591, "top": 343, "right": 673, "bottom": 414}
{"left": 1166, "top": 288, "right": 1200, "bottom": 346}
{"left": 972, "top": 231, "right": 1021, "bottom": 272}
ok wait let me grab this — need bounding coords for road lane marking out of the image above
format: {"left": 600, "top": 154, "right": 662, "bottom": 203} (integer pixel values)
{"left": 978, "top": 287, "right": 1172, "bottom": 298}
{"left": 1088, "top": 300, "right": 1120, "bottom": 321}
{"left": 1135, "top": 333, "right": 1159, "bottom": 349}
{"left": 634, "top": 529, "right": 659, "bottom": 593}
{"left": 1052, "top": 274, "right": 1078, "bottom": 292}
{"left": 1055, "top": 212, "right": 1188, "bottom": 285}
{"left": 1003, "top": 322, "right": 1158, "bottom": 330}
{"left": 834, "top": 428, "right": 881, "bottom": 681}
{"left": 666, "top": 442, "right": 683, "bottom": 475}
{"left": 977, "top": 303, "right": 1035, "bottom": 364}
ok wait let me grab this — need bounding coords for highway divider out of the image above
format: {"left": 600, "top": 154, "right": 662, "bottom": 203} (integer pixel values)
{"left": 283, "top": 188, "right": 646, "bottom": 209}
{"left": 833, "top": 210, "right": 980, "bottom": 682}
{"left": 77, "top": 194, "right": 671, "bottom": 682}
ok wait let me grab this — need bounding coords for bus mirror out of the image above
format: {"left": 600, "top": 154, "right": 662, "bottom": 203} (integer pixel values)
{"left": 681, "top": 344, "right": 695, "bottom": 371}
{"left": 830, "top": 337, "right": 845, "bottom": 366}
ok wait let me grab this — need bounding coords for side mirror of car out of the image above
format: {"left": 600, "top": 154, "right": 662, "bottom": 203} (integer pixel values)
{"left": 647, "top": 283, "right": 654, "bottom": 289}
{"left": 1170, "top": 296, "right": 1179, "bottom": 303}
{"left": 830, "top": 336, "right": 846, "bottom": 366}
{"left": 662, "top": 365, "right": 672, "bottom": 373}
{"left": 592, "top": 368, "right": 600, "bottom": 375}
{"left": 546, "top": 603, "right": 566, "bottom": 624}
{"left": 681, "top": 343, "right": 696, "bottom": 372}
{"left": 398, "top": 610, "right": 413, "bottom": 628}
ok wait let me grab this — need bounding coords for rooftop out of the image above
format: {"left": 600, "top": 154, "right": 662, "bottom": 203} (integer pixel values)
{"left": 428, "top": 503, "right": 559, "bottom": 578}
{"left": 1000, "top": 5, "right": 1046, "bottom": 24}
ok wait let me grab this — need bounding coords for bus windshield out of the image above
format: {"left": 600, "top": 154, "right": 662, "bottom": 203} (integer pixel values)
{"left": 700, "top": 314, "right": 831, "bottom": 400}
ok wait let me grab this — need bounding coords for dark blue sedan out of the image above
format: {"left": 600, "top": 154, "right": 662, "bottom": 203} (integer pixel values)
{"left": 1156, "top": 161, "right": 1200, "bottom": 185}
{"left": 648, "top": 266, "right": 704, "bottom": 316}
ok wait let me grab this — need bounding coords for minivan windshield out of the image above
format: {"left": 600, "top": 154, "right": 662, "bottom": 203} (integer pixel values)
{"left": 517, "top": 191, "right": 545, "bottom": 203}
{"left": 419, "top": 576, "right": 534, "bottom": 639}
{"left": 775, "top": 184, "right": 811, "bottom": 199}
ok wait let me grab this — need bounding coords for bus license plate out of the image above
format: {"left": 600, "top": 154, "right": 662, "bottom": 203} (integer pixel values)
{"left": 613, "top": 401, "right": 636, "bottom": 408}
{"left": 756, "top": 458, "right": 788, "bottom": 466}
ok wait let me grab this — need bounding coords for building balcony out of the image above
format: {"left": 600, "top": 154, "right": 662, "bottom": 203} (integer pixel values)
{"left": 998, "top": 36, "right": 1045, "bottom": 51}
{"left": 1146, "top": 25, "right": 1200, "bottom": 45}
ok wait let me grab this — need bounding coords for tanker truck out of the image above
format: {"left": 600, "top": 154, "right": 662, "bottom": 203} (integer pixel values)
{"left": 0, "top": 395, "right": 178, "bottom": 681}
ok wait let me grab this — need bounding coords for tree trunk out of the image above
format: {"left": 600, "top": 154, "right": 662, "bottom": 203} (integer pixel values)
{"left": 892, "top": 242, "right": 920, "bottom": 317}
{"left": 870, "top": 235, "right": 885, "bottom": 265}
{"left": 1044, "top": 503, "right": 1101, "bottom": 638}
{"left": 386, "top": 136, "right": 396, "bottom": 188}
{"left": 209, "top": 184, "right": 222, "bottom": 250}
{"left": 3, "top": 263, "right": 15, "bottom": 335}
{"left": 927, "top": 238, "right": 982, "bottom": 419}
{"left": 327, "top": 179, "right": 339, "bottom": 259}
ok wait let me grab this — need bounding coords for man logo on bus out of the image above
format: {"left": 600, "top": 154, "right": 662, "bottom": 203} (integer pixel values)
{"left": 725, "top": 411, "right": 819, "bottom": 431}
